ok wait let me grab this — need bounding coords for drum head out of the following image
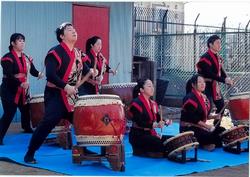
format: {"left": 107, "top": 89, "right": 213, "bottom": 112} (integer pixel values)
{"left": 229, "top": 92, "right": 250, "bottom": 100}
{"left": 168, "top": 142, "right": 199, "bottom": 157}
{"left": 223, "top": 136, "right": 249, "bottom": 147}
{"left": 219, "top": 125, "right": 247, "bottom": 137}
{"left": 102, "top": 82, "right": 137, "bottom": 89}
{"left": 163, "top": 131, "right": 194, "bottom": 146}
{"left": 75, "top": 94, "right": 123, "bottom": 107}
{"left": 30, "top": 94, "right": 44, "bottom": 103}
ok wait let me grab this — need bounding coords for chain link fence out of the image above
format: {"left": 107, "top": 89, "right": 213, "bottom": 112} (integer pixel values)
{"left": 134, "top": 6, "right": 250, "bottom": 99}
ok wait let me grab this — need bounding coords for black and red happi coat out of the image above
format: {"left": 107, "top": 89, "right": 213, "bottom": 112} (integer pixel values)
{"left": 45, "top": 42, "right": 89, "bottom": 112}
{"left": 1, "top": 50, "right": 39, "bottom": 105}
{"left": 81, "top": 49, "right": 111, "bottom": 94}
{"left": 181, "top": 88, "right": 211, "bottom": 124}
{"left": 128, "top": 94, "right": 161, "bottom": 136}
{"left": 196, "top": 49, "right": 227, "bottom": 100}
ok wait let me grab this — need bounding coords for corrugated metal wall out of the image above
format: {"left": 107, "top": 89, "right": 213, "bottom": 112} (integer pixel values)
{"left": 0, "top": 2, "right": 133, "bottom": 121}
{"left": 1, "top": 2, "right": 133, "bottom": 86}
{"left": 107, "top": 2, "right": 133, "bottom": 83}
{"left": 1, "top": 2, "right": 72, "bottom": 95}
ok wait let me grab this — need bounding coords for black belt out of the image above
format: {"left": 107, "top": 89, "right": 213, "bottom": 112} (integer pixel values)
{"left": 132, "top": 123, "right": 152, "bottom": 131}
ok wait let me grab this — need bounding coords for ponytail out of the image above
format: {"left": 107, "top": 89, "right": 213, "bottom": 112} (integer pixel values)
{"left": 132, "top": 78, "right": 150, "bottom": 99}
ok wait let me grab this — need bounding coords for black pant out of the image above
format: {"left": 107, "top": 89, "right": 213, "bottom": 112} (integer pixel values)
{"left": 205, "top": 84, "right": 225, "bottom": 114}
{"left": 205, "top": 85, "right": 225, "bottom": 126}
{"left": 0, "top": 97, "right": 31, "bottom": 141}
{"left": 27, "top": 87, "right": 73, "bottom": 153}
{"left": 129, "top": 128, "right": 171, "bottom": 153}
{"left": 180, "top": 126, "right": 225, "bottom": 147}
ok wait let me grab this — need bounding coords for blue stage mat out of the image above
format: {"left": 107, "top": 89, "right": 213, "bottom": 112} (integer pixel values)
{"left": 0, "top": 123, "right": 248, "bottom": 176}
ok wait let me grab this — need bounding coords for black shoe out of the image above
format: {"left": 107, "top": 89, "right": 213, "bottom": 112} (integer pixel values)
{"left": 24, "top": 151, "right": 37, "bottom": 164}
{"left": 83, "top": 147, "right": 97, "bottom": 155}
{"left": 133, "top": 148, "right": 164, "bottom": 158}
{"left": 23, "top": 129, "right": 34, "bottom": 133}
{"left": 133, "top": 148, "right": 146, "bottom": 156}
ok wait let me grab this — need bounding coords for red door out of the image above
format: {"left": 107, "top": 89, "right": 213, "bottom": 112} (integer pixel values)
{"left": 73, "top": 4, "right": 110, "bottom": 83}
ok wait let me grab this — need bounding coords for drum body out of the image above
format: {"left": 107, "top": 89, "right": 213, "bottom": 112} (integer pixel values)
{"left": 29, "top": 94, "right": 70, "bottom": 132}
{"left": 229, "top": 92, "right": 249, "bottom": 125}
{"left": 220, "top": 125, "right": 249, "bottom": 147}
{"left": 101, "top": 82, "right": 137, "bottom": 106}
{"left": 163, "top": 131, "right": 199, "bottom": 157}
{"left": 101, "top": 83, "right": 137, "bottom": 133}
{"left": 73, "top": 94, "right": 126, "bottom": 145}
{"left": 29, "top": 94, "right": 72, "bottom": 149}
{"left": 30, "top": 94, "right": 45, "bottom": 128}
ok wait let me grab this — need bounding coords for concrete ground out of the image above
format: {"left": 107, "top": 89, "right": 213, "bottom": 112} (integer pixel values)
{"left": 0, "top": 160, "right": 248, "bottom": 176}
{"left": 0, "top": 108, "right": 248, "bottom": 176}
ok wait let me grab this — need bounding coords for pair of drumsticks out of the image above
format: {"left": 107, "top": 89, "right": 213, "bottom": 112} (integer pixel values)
{"left": 159, "top": 105, "right": 173, "bottom": 138}
{"left": 75, "top": 62, "right": 120, "bottom": 89}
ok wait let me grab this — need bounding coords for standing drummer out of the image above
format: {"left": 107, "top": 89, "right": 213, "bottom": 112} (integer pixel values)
{"left": 0, "top": 33, "right": 43, "bottom": 145}
{"left": 196, "top": 35, "right": 233, "bottom": 124}
{"left": 24, "top": 22, "right": 93, "bottom": 164}
{"left": 78, "top": 36, "right": 117, "bottom": 95}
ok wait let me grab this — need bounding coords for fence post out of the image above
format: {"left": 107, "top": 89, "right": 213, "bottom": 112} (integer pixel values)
{"left": 161, "top": 10, "right": 168, "bottom": 77}
{"left": 221, "top": 17, "right": 227, "bottom": 69}
{"left": 193, "top": 13, "right": 200, "bottom": 72}
{"left": 244, "top": 20, "right": 250, "bottom": 71}
{"left": 237, "top": 23, "right": 241, "bottom": 71}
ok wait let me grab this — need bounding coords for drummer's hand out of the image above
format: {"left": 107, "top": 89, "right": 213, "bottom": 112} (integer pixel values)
{"left": 165, "top": 119, "right": 173, "bottom": 126}
{"left": 153, "top": 122, "right": 159, "bottom": 128}
{"left": 210, "top": 125, "right": 216, "bottom": 132}
{"left": 21, "top": 82, "right": 29, "bottom": 89}
{"left": 206, "top": 124, "right": 215, "bottom": 132}
{"left": 225, "top": 77, "right": 234, "bottom": 86}
{"left": 96, "top": 75, "right": 103, "bottom": 82}
{"left": 64, "top": 84, "right": 77, "bottom": 95}
{"left": 209, "top": 113, "right": 221, "bottom": 120}
{"left": 89, "top": 68, "right": 94, "bottom": 75}
{"left": 37, "top": 72, "right": 44, "bottom": 80}
{"left": 90, "top": 68, "right": 98, "bottom": 77}
{"left": 110, "top": 69, "right": 117, "bottom": 76}
{"left": 214, "top": 114, "right": 221, "bottom": 120}
{"left": 88, "top": 79, "right": 98, "bottom": 86}
{"left": 158, "top": 120, "right": 165, "bottom": 128}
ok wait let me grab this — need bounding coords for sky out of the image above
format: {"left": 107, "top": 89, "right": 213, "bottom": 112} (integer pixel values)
{"left": 184, "top": 1, "right": 250, "bottom": 29}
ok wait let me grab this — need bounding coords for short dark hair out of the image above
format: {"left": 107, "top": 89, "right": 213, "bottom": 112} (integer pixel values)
{"left": 9, "top": 33, "right": 25, "bottom": 51}
{"left": 85, "top": 36, "right": 101, "bottom": 54}
{"left": 207, "top": 35, "right": 221, "bottom": 48}
{"left": 55, "top": 22, "right": 73, "bottom": 43}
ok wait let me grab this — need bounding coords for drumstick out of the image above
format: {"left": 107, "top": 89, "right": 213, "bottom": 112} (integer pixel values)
{"left": 160, "top": 105, "right": 163, "bottom": 121}
{"left": 40, "top": 61, "right": 45, "bottom": 74}
{"left": 37, "top": 63, "right": 45, "bottom": 80}
{"left": 212, "top": 102, "right": 229, "bottom": 131}
{"left": 93, "top": 57, "right": 97, "bottom": 77}
{"left": 197, "top": 158, "right": 211, "bottom": 162}
{"left": 159, "top": 105, "right": 163, "bottom": 137}
{"left": 114, "top": 62, "right": 120, "bottom": 73}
